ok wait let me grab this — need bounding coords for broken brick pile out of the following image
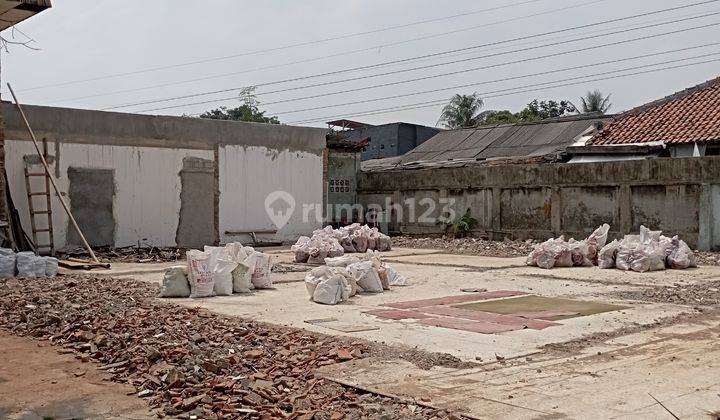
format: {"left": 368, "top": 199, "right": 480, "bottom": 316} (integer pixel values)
{"left": 392, "top": 236, "right": 536, "bottom": 257}
{"left": 0, "top": 276, "right": 453, "bottom": 419}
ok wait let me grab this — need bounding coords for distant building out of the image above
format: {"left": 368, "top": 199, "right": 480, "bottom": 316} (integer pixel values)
{"left": 327, "top": 120, "right": 440, "bottom": 161}
{"left": 569, "top": 76, "right": 720, "bottom": 162}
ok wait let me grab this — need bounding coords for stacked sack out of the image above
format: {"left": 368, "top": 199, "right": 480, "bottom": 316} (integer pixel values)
{"left": 0, "top": 248, "right": 58, "bottom": 278}
{"left": 527, "top": 224, "right": 610, "bottom": 269}
{"left": 597, "top": 225, "right": 696, "bottom": 272}
{"left": 304, "top": 250, "right": 407, "bottom": 305}
{"left": 291, "top": 224, "right": 392, "bottom": 263}
{"left": 160, "top": 243, "right": 273, "bottom": 298}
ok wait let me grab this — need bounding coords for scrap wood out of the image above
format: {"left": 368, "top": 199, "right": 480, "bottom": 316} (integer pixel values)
{"left": 59, "top": 259, "right": 110, "bottom": 270}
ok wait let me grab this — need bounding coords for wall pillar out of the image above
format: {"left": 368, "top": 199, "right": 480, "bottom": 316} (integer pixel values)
{"left": 618, "top": 184, "right": 632, "bottom": 235}
{"left": 550, "top": 187, "right": 562, "bottom": 235}
{"left": 698, "top": 183, "right": 712, "bottom": 251}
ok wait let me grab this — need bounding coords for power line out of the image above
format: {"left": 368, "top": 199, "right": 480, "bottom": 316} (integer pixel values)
{"left": 106, "top": 2, "right": 720, "bottom": 112}
{"left": 131, "top": 18, "right": 720, "bottom": 114}
{"left": 17, "top": 0, "right": 547, "bottom": 92}
{"left": 287, "top": 58, "right": 720, "bottom": 124}
{"left": 271, "top": 46, "right": 720, "bottom": 116}
{"left": 49, "top": 0, "right": 609, "bottom": 105}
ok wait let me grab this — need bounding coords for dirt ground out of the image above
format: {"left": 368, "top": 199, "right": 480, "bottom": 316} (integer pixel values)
{"left": 0, "top": 332, "right": 151, "bottom": 420}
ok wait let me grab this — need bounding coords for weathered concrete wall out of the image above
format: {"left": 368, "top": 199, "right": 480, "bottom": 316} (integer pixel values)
{"left": 218, "top": 145, "right": 323, "bottom": 244}
{"left": 7, "top": 140, "right": 214, "bottom": 249}
{"left": 358, "top": 157, "right": 720, "bottom": 249}
{"left": 3, "top": 103, "right": 328, "bottom": 250}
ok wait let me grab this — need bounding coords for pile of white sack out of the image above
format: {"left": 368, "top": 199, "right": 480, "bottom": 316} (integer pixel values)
{"left": 527, "top": 224, "right": 697, "bottom": 272}
{"left": 0, "top": 248, "right": 58, "bottom": 278}
{"left": 160, "top": 244, "right": 273, "bottom": 298}
{"left": 598, "top": 226, "right": 696, "bottom": 272}
{"left": 291, "top": 224, "right": 392, "bottom": 264}
{"left": 304, "top": 250, "right": 406, "bottom": 305}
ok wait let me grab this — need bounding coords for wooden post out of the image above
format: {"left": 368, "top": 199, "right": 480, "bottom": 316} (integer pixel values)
{"left": 7, "top": 83, "right": 100, "bottom": 263}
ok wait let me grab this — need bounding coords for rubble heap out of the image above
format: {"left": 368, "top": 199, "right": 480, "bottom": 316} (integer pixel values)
{"left": 292, "top": 224, "right": 391, "bottom": 264}
{"left": 392, "top": 236, "right": 536, "bottom": 257}
{"left": 0, "top": 276, "right": 451, "bottom": 419}
{"left": 59, "top": 245, "right": 185, "bottom": 263}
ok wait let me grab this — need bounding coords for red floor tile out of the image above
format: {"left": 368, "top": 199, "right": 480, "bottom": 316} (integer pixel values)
{"left": 363, "top": 309, "right": 436, "bottom": 320}
{"left": 420, "top": 306, "right": 559, "bottom": 330}
{"left": 383, "top": 290, "right": 527, "bottom": 310}
{"left": 418, "top": 317, "right": 521, "bottom": 334}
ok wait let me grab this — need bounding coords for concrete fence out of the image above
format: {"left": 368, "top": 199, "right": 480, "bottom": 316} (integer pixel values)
{"left": 358, "top": 156, "right": 720, "bottom": 250}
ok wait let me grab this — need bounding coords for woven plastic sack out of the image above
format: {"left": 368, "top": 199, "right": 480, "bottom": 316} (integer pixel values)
{"left": 598, "top": 240, "right": 619, "bottom": 269}
{"left": 346, "top": 261, "right": 383, "bottom": 293}
{"left": 291, "top": 236, "right": 311, "bottom": 263}
{"left": 213, "top": 257, "right": 237, "bottom": 296}
{"left": 0, "top": 248, "right": 14, "bottom": 256}
{"left": 385, "top": 265, "right": 407, "bottom": 286}
{"left": 666, "top": 236, "right": 697, "bottom": 269}
{"left": 325, "top": 255, "right": 360, "bottom": 267}
{"left": 568, "top": 240, "right": 593, "bottom": 267}
{"left": 16, "top": 252, "right": 38, "bottom": 278}
{"left": 376, "top": 233, "right": 392, "bottom": 252}
{"left": 0, "top": 253, "right": 16, "bottom": 278}
{"left": 44, "top": 257, "right": 58, "bottom": 277}
{"left": 250, "top": 252, "right": 273, "bottom": 289}
{"left": 160, "top": 266, "right": 191, "bottom": 298}
{"left": 203, "top": 246, "right": 228, "bottom": 273}
{"left": 187, "top": 250, "right": 214, "bottom": 298}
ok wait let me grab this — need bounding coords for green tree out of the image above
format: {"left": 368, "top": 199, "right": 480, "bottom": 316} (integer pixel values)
{"left": 438, "top": 93, "right": 484, "bottom": 128}
{"left": 476, "top": 99, "right": 576, "bottom": 126}
{"left": 579, "top": 90, "right": 612, "bottom": 113}
{"left": 200, "top": 87, "right": 280, "bottom": 124}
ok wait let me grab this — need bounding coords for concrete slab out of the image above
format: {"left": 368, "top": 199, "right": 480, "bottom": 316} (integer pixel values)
{"left": 317, "top": 314, "right": 720, "bottom": 419}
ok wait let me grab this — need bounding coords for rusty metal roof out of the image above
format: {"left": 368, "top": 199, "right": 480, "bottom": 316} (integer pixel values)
{"left": 362, "top": 114, "right": 612, "bottom": 171}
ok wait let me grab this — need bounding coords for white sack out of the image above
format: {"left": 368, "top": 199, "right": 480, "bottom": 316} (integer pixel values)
{"left": 232, "top": 262, "right": 254, "bottom": 293}
{"left": 598, "top": 240, "right": 619, "bottom": 269}
{"left": 187, "top": 250, "right": 214, "bottom": 298}
{"left": 213, "top": 257, "right": 237, "bottom": 296}
{"left": 160, "top": 266, "right": 191, "bottom": 298}
{"left": 325, "top": 255, "right": 360, "bottom": 267}
{"left": 346, "top": 261, "right": 383, "bottom": 293}
{"left": 44, "top": 257, "right": 58, "bottom": 277}
{"left": 0, "top": 253, "right": 16, "bottom": 278}
{"left": 666, "top": 236, "right": 697, "bottom": 269}
{"left": 16, "top": 252, "right": 39, "bottom": 278}
{"left": 250, "top": 252, "right": 273, "bottom": 289}
{"left": 385, "top": 265, "right": 407, "bottom": 286}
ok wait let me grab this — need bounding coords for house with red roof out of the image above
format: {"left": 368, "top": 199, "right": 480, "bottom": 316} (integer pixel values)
{"left": 568, "top": 76, "right": 720, "bottom": 162}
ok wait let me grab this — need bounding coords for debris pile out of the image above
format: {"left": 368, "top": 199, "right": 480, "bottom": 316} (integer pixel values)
{"left": 613, "top": 280, "right": 720, "bottom": 305}
{"left": 392, "top": 236, "right": 536, "bottom": 257}
{"left": 0, "top": 248, "right": 57, "bottom": 278}
{"left": 527, "top": 224, "right": 697, "bottom": 272}
{"left": 527, "top": 224, "right": 610, "bottom": 269}
{"left": 59, "top": 245, "right": 185, "bottom": 263}
{"left": 0, "top": 275, "right": 451, "bottom": 418}
{"left": 304, "top": 251, "right": 407, "bottom": 305}
{"left": 291, "top": 224, "right": 392, "bottom": 264}
{"left": 160, "top": 244, "right": 273, "bottom": 299}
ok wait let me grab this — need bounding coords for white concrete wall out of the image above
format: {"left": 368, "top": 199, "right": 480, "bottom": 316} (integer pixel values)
{"left": 5, "top": 139, "right": 213, "bottom": 249}
{"left": 219, "top": 145, "right": 323, "bottom": 244}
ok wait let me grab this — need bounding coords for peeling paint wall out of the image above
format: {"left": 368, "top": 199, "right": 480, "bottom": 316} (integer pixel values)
{"left": 218, "top": 145, "right": 323, "bottom": 244}
{"left": 6, "top": 140, "right": 213, "bottom": 249}
{"left": 358, "top": 156, "right": 720, "bottom": 250}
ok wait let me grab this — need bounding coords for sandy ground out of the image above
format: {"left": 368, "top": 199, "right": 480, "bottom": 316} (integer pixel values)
{"left": 0, "top": 333, "right": 152, "bottom": 420}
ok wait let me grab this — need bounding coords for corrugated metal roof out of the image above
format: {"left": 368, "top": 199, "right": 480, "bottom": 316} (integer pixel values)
{"left": 362, "top": 114, "right": 612, "bottom": 171}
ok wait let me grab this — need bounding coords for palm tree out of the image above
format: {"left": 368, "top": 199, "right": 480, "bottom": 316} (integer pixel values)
{"left": 579, "top": 90, "right": 612, "bottom": 114}
{"left": 439, "top": 93, "right": 484, "bottom": 128}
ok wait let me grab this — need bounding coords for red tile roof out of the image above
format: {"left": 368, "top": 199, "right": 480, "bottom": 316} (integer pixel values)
{"left": 591, "top": 76, "right": 720, "bottom": 145}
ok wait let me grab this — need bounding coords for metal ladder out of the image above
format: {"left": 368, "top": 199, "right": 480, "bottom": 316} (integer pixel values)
{"left": 23, "top": 139, "right": 54, "bottom": 255}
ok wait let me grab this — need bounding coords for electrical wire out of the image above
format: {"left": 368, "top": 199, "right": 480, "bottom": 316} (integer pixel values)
{"left": 131, "top": 19, "right": 720, "bottom": 113}
{"left": 17, "top": 0, "right": 548, "bottom": 92}
{"left": 49, "top": 0, "right": 609, "bottom": 104}
{"left": 105, "top": 4, "right": 720, "bottom": 112}
{"left": 288, "top": 58, "right": 720, "bottom": 124}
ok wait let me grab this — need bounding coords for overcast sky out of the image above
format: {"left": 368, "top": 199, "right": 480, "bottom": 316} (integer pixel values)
{"left": 1, "top": 0, "right": 718, "bottom": 127}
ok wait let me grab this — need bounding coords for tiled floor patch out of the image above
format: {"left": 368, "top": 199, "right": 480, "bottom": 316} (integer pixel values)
{"left": 366, "top": 292, "right": 627, "bottom": 334}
